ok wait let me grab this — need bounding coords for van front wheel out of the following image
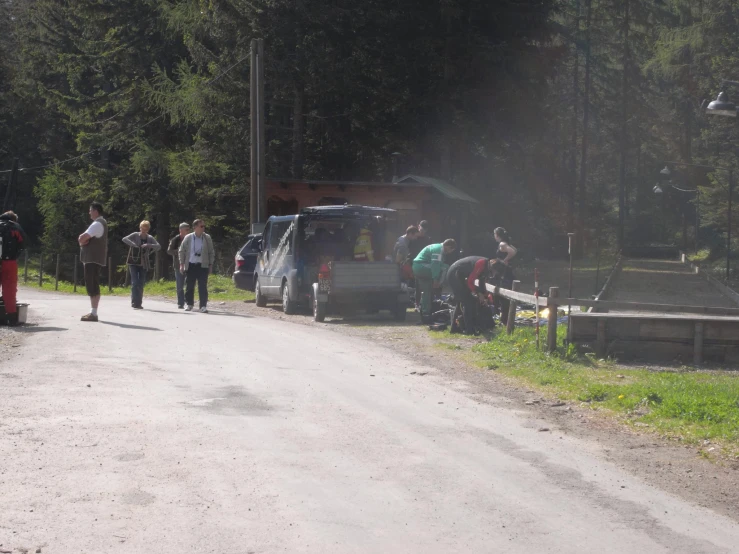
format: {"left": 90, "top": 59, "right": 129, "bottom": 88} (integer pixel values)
{"left": 255, "top": 278, "right": 267, "bottom": 307}
{"left": 282, "top": 282, "right": 297, "bottom": 315}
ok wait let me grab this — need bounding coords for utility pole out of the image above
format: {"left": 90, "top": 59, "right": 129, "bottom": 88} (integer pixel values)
{"left": 250, "top": 38, "right": 267, "bottom": 233}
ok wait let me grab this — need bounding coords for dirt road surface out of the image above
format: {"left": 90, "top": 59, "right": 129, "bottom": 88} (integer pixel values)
{"left": 2, "top": 289, "right": 739, "bottom": 553}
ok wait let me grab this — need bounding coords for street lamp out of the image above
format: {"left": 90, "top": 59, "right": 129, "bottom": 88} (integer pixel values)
{"left": 660, "top": 162, "right": 733, "bottom": 279}
{"left": 707, "top": 91, "right": 738, "bottom": 118}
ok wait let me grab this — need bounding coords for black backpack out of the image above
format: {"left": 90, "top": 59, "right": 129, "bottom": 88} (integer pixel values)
{"left": 0, "top": 220, "right": 25, "bottom": 260}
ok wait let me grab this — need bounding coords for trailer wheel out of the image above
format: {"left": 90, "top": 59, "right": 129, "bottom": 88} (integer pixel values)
{"left": 313, "top": 290, "right": 326, "bottom": 322}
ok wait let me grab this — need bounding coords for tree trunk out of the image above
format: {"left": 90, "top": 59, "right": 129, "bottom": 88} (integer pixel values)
{"left": 156, "top": 181, "right": 171, "bottom": 281}
{"left": 617, "top": 0, "right": 630, "bottom": 250}
{"left": 576, "top": 0, "right": 592, "bottom": 257}
{"left": 292, "top": 82, "right": 305, "bottom": 179}
{"left": 440, "top": 16, "right": 454, "bottom": 180}
{"left": 568, "top": 0, "right": 581, "bottom": 237}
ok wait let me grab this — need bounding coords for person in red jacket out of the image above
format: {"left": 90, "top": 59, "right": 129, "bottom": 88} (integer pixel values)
{"left": 446, "top": 256, "right": 506, "bottom": 334}
{"left": 0, "top": 211, "right": 27, "bottom": 326}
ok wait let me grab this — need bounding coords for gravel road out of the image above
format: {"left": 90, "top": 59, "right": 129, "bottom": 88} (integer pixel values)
{"left": 2, "top": 289, "right": 739, "bottom": 553}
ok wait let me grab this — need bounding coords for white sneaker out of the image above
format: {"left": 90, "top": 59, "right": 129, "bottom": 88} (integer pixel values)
{"left": 185, "top": 305, "right": 193, "bottom": 311}
{"left": 199, "top": 307, "right": 208, "bottom": 313}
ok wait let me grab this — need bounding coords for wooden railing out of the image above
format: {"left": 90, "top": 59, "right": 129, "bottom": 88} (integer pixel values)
{"left": 480, "top": 278, "right": 739, "bottom": 354}
{"left": 480, "top": 280, "right": 560, "bottom": 353}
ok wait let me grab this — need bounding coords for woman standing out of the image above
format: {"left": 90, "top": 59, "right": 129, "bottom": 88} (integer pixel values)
{"left": 493, "top": 227, "right": 517, "bottom": 325}
{"left": 123, "top": 220, "right": 161, "bottom": 309}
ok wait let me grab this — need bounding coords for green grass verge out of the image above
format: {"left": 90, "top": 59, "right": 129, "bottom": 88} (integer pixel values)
{"left": 687, "top": 248, "right": 712, "bottom": 264}
{"left": 19, "top": 271, "right": 255, "bottom": 303}
{"left": 432, "top": 326, "right": 739, "bottom": 455}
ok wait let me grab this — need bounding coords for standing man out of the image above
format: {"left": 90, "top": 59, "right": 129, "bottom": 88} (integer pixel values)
{"left": 408, "top": 220, "right": 432, "bottom": 259}
{"left": 179, "top": 219, "right": 215, "bottom": 313}
{"left": 412, "top": 238, "right": 456, "bottom": 322}
{"left": 409, "top": 220, "right": 432, "bottom": 309}
{"left": 167, "top": 222, "right": 190, "bottom": 309}
{"left": 0, "top": 211, "right": 27, "bottom": 326}
{"left": 78, "top": 201, "right": 108, "bottom": 322}
{"left": 393, "top": 225, "right": 419, "bottom": 281}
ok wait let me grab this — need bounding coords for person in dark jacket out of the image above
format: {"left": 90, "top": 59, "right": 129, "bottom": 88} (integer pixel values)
{"left": 0, "top": 211, "right": 27, "bottom": 325}
{"left": 167, "top": 222, "right": 190, "bottom": 309}
{"left": 408, "top": 220, "right": 432, "bottom": 259}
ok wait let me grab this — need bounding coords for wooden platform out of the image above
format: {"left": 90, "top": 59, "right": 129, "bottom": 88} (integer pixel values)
{"left": 570, "top": 311, "right": 739, "bottom": 364}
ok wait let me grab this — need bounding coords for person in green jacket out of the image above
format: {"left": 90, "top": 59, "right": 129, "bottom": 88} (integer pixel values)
{"left": 413, "top": 238, "right": 457, "bottom": 320}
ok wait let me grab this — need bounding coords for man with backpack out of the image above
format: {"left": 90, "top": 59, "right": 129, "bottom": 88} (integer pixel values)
{"left": 0, "top": 211, "right": 27, "bottom": 326}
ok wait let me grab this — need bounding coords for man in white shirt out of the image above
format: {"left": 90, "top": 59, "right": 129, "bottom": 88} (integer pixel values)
{"left": 77, "top": 202, "right": 108, "bottom": 322}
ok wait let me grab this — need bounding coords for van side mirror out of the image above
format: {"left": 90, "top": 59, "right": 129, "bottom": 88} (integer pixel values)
{"left": 256, "top": 238, "right": 263, "bottom": 251}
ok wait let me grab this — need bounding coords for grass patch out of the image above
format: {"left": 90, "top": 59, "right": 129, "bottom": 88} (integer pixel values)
{"left": 441, "top": 325, "right": 739, "bottom": 453}
{"left": 688, "top": 248, "right": 712, "bottom": 264}
{"left": 19, "top": 270, "right": 255, "bottom": 303}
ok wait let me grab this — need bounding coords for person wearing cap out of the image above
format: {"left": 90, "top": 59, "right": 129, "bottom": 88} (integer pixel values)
{"left": 167, "top": 222, "right": 190, "bottom": 309}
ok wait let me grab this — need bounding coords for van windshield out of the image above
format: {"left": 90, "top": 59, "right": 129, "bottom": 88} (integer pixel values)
{"left": 298, "top": 213, "right": 395, "bottom": 264}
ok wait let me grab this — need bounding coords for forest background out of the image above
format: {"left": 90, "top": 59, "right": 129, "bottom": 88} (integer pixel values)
{"left": 1, "top": 0, "right": 738, "bottom": 277}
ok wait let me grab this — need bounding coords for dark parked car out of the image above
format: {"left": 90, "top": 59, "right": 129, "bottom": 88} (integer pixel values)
{"left": 233, "top": 234, "right": 262, "bottom": 291}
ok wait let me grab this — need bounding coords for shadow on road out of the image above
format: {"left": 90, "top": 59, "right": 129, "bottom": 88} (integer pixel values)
{"left": 17, "top": 325, "right": 69, "bottom": 333}
{"left": 143, "top": 309, "right": 191, "bottom": 316}
{"left": 100, "top": 321, "right": 162, "bottom": 331}
{"left": 140, "top": 308, "right": 252, "bottom": 319}
{"left": 204, "top": 310, "right": 253, "bottom": 319}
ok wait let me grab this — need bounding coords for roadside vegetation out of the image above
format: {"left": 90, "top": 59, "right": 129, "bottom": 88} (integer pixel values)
{"left": 432, "top": 326, "right": 739, "bottom": 457}
{"left": 19, "top": 270, "right": 255, "bottom": 303}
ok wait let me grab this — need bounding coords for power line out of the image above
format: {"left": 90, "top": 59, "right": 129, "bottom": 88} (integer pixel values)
{"left": 0, "top": 54, "right": 250, "bottom": 174}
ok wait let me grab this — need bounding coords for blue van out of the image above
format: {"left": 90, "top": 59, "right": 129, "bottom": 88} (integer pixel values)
{"left": 253, "top": 205, "right": 406, "bottom": 319}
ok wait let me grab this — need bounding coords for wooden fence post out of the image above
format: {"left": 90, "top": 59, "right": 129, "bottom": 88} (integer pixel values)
{"left": 24, "top": 250, "right": 29, "bottom": 283}
{"left": 73, "top": 255, "right": 78, "bottom": 293}
{"left": 693, "top": 322, "right": 704, "bottom": 365}
{"left": 108, "top": 257, "right": 113, "bottom": 292}
{"left": 596, "top": 319, "right": 607, "bottom": 357}
{"left": 54, "top": 254, "right": 60, "bottom": 291}
{"left": 506, "top": 280, "right": 521, "bottom": 335}
{"left": 547, "top": 287, "right": 559, "bottom": 353}
{"left": 38, "top": 254, "right": 43, "bottom": 287}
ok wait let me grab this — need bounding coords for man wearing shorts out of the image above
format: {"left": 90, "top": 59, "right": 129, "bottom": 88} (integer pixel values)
{"left": 77, "top": 202, "right": 108, "bottom": 322}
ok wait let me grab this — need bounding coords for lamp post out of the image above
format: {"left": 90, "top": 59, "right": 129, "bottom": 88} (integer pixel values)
{"left": 659, "top": 162, "right": 733, "bottom": 280}
{"left": 654, "top": 170, "right": 695, "bottom": 252}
